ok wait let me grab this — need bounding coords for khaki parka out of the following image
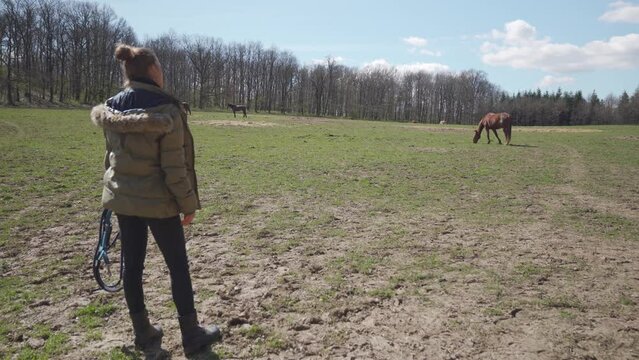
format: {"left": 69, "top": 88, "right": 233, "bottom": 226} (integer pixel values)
{"left": 90, "top": 81, "right": 200, "bottom": 218}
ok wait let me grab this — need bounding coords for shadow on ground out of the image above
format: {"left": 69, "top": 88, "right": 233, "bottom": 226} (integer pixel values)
{"left": 136, "top": 341, "right": 220, "bottom": 359}
{"left": 187, "top": 347, "right": 220, "bottom": 360}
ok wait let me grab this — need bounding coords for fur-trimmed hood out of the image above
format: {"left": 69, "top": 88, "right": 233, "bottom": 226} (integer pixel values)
{"left": 90, "top": 104, "right": 174, "bottom": 133}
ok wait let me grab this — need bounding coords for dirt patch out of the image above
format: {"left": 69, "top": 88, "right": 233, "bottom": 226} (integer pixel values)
{"left": 402, "top": 125, "right": 467, "bottom": 133}
{"left": 409, "top": 146, "right": 451, "bottom": 153}
{"left": 402, "top": 125, "right": 604, "bottom": 134}
{"left": 289, "top": 116, "right": 339, "bottom": 125}
{"left": 558, "top": 145, "right": 639, "bottom": 222}
{"left": 0, "top": 120, "right": 23, "bottom": 137}
{"left": 516, "top": 127, "right": 603, "bottom": 133}
{"left": 613, "top": 136, "right": 639, "bottom": 141}
{"left": 192, "top": 120, "right": 278, "bottom": 127}
{"left": 5, "top": 191, "right": 639, "bottom": 359}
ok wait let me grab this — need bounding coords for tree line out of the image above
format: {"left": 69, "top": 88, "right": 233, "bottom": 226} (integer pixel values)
{"left": 1, "top": 0, "right": 638, "bottom": 125}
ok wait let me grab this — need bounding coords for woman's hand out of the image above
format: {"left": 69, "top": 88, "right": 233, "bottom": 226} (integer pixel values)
{"left": 181, "top": 212, "right": 195, "bottom": 226}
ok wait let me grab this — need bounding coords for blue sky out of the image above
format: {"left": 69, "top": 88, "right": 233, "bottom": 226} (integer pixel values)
{"left": 98, "top": 0, "right": 639, "bottom": 96}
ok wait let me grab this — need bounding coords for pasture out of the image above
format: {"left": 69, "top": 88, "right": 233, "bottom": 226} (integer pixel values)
{"left": 0, "top": 108, "right": 638, "bottom": 359}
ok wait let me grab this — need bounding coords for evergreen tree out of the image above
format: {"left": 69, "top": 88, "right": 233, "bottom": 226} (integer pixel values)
{"left": 619, "top": 91, "right": 631, "bottom": 123}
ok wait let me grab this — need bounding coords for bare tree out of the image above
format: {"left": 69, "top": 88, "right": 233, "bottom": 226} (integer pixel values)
{"left": 0, "top": 0, "right": 635, "bottom": 126}
{"left": 184, "top": 36, "right": 217, "bottom": 108}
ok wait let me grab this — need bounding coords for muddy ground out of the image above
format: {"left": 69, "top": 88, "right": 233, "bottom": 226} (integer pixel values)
{"left": 14, "top": 186, "right": 639, "bottom": 359}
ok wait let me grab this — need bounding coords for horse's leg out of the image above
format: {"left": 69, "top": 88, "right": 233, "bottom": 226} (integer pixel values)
{"left": 233, "top": 110, "right": 236, "bottom": 118}
{"left": 486, "top": 127, "right": 491, "bottom": 144}
{"left": 243, "top": 109, "right": 247, "bottom": 118}
{"left": 504, "top": 127, "right": 511, "bottom": 145}
{"left": 492, "top": 129, "right": 502, "bottom": 144}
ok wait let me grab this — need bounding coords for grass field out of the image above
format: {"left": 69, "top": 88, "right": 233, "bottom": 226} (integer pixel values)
{"left": 1, "top": 108, "right": 638, "bottom": 359}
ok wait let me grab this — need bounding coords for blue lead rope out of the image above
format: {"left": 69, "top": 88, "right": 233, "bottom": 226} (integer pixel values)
{"left": 93, "top": 209, "right": 123, "bottom": 292}
{"left": 97, "top": 209, "right": 112, "bottom": 263}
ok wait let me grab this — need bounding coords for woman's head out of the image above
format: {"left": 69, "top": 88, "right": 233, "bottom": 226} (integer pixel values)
{"left": 114, "top": 44, "right": 163, "bottom": 88}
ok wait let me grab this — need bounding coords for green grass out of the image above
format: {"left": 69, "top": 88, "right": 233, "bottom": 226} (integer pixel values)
{"left": 1, "top": 108, "right": 638, "bottom": 358}
{"left": 265, "top": 333, "right": 287, "bottom": 351}
{"left": 74, "top": 300, "right": 117, "bottom": 330}
{"left": 620, "top": 294, "right": 636, "bottom": 306}
{"left": 261, "top": 295, "right": 299, "bottom": 315}
{"left": 14, "top": 332, "right": 69, "bottom": 360}
{"left": 514, "top": 262, "right": 548, "bottom": 278}
{"left": 540, "top": 295, "right": 585, "bottom": 311}
{"left": 99, "top": 347, "right": 142, "bottom": 360}
{"left": 332, "top": 251, "right": 378, "bottom": 275}
{"left": 560, "top": 206, "right": 639, "bottom": 240}
{"left": 239, "top": 324, "right": 266, "bottom": 339}
{"left": 368, "top": 286, "right": 395, "bottom": 300}
{"left": 483, "top": 307, "right": 504, "bottom": 317}
{"left": 3, "top": 109, "right": 637, "bottom": 246}
{"left": 0, "top": 276, "right": 36, "bottom": 315}
{"left": 559, "top": 310, "right": 576, "bottom": 320}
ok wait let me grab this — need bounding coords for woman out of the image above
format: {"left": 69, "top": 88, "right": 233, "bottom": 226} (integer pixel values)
{"left": 90, "top": 44, "right": 221, "bottom": 355}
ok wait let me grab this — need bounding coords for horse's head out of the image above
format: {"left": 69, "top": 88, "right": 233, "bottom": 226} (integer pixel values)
{"left": 472, "top": 130, "right": 481, "bottom": 143}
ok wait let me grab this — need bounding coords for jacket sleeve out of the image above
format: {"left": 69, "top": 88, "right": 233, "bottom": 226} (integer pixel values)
{"left": 159, "top": 111, "right": 198, "bottom": 215}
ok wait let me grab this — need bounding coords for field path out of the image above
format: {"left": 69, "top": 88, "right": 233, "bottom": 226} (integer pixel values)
{"left": 557, "top": 144, "right": 639, "bottom": 222}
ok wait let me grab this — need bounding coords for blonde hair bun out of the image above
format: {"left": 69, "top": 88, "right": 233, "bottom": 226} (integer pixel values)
{"left": 114, "top": 44, "right": 135, "bottom": 61}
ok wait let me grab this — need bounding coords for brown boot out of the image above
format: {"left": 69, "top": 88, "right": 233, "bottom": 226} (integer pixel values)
{"left": 178, "top": 312, "right": 222, "bottom": 356}
{"left": 130, "top": 310, "right": 163, "bottom": 350}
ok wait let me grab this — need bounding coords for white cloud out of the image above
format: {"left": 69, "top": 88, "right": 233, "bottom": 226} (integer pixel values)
{"left": 403, "top": 36, "right": 428, "bottom": 47}
{"left": 600, "top": 1, "right": 639, "bottom": 23}
{"left": 491, "top": 19, "right": 538, "bottom": 44}
{"left": 537, "top": 75, "right": 575, "bottom": 88}
{"left": 419, "top": 49, "right": 443, "bottom": 56}
{"left": 480, "top": 19, "right": 639, "bottom": 72}
{"left": 397, "top": 63, "right": 450, "bottom": 73}
{"left": 362, "top": 58, "right": 450, "bottom": 74}
{"left": 363, "top": 59, "right": 393, "bottom": 69}
{"left": 402, "top": 36, "right": 442, "bottom": 57}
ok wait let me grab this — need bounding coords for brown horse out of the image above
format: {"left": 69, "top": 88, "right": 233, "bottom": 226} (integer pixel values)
{"left": 473, "top": 112, "right": 512, "bottom": 145}
{"left": 227, "top": 103, "right": 247, "bottom": 118}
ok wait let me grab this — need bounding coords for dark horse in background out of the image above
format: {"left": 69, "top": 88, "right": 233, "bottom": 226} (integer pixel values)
{"left": 227, "top": 103, "right": 247, "bottom": 118}
{"left": 473, "top": 112, "right": 512, "bottom": 145}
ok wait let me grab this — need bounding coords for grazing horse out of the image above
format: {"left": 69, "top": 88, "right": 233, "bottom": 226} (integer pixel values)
{"left": 473, "top": 112, "right": 512, "bottom": 145}
{"left": 439, "top": 120, "right": 447, "bottom": 125}
{"left": 227, "top": 103, "right": 247, "bottom": 118}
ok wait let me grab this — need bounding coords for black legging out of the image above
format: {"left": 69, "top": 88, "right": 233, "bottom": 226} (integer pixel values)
{"left": 117, "top": 214, "right": 195, "bottom": 317}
